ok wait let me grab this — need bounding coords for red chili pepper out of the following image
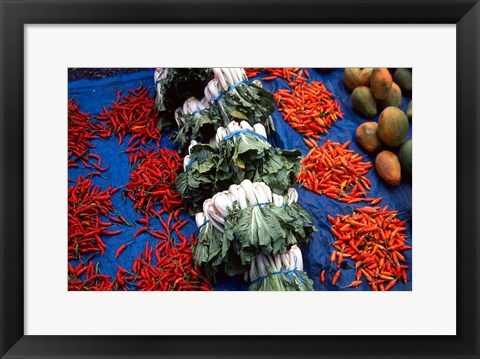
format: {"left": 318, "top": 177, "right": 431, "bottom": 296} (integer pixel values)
{"left": 332, "top": 271, "right": 341, "bottom": 286}
{"left": 327, "top": 206, "right": 409, "bottom": 291}
{"left": 298, "top": 140, "right": 381, "bottom": 204}
{"left": 115, "top": 245, "right": 127, "bottom": 258}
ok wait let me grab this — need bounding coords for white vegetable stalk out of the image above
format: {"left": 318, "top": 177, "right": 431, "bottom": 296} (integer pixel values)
{"left": 175, "top": 97, "right": 209, "bottom": 127}
{"left": 221, "top": 68, "right": 235, "bottom": 88}
{"left": 209, "top": 121, "right": 269, "bottom": 147}
{"left": 245, "top": 245, "right": 305, "bottom": 283}
{"left": 244, "top": 245, "right": 303, "bottom": 290}
{"left": 195, "top": 212, "right": 206, "bottom": 228}
{"left": 212, "top": 68, "right": 246, "bottom": 91}
{"left": 183, "top": 155, "right": 191, "bottom": 172}
{"left": 154, "top": 68, "right": 169, "bottom": 93}
{"left": 286, "top": 188, "right": 298, "bottom": 205}
{"left": 197, "top": 181, "right": 287, "bottom": 234}
{"left": 204, "top": 79, "right": 221, "bottom": 101}
{"left": 239, "top": 121, "right": 253, "bottom": 131}
{"left": 182, "top": 140, "right": 199, "bottom": 171}
{"left": 174, "top": 108, "right": 184, "bottom": 127}
{"left": 154, "top": 68, "right": 169, "bottom": 116}
{"left": 253, "top": 124, "right": 267, "bottom": 138}
{"left": 236, "top": 186, "right": 248, "bottom": 209}
{"left": 212, "top": 68, "right": 228, "bottom": 92}
{"left": 240, "top": 180, "right": 257, "bottom": 206}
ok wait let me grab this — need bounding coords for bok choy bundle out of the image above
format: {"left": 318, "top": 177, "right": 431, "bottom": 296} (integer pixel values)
{"left": 192, "top": 181, "right": 315, "bottom": 281}
{"left": 246, "top": 246, "right": 314, "bottom": 291}
{"left": 175, "top": 121, "right": 301, "bottom": 212}
{"left": 171, "top": 68, "right": 276, "bottom": 152}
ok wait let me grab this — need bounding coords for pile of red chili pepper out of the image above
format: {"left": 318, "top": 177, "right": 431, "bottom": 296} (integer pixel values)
{"left": 68, "top": 261, "right": 115, "bottom": 291}
{"left": 298, "top": 140, "right": 380, "bottom": 204}
{"left": 322, "top": 206, "right": 410, "bottom": 291}
{"left": 116, "top": 235, "right": 212, "bottom": 291}
{"left": 97, "top": 86, "right": 161, "bottom": 150}
{"left": 68, "top": 99, "right": 109, "bottom": 169}
{"left": 133, "top": 207, "right": 187, "bottom": 241}
{"left": 274, "top": 80, "right": 343, "bottom": 146}
{"left": 68, "top": 176, "right": 122, "bottom": 260}
{"left": 118, "top": 210, "right": 211, "bottom": 290}
{"left": 125, "top": 147, "right": 183, "bottom": 215}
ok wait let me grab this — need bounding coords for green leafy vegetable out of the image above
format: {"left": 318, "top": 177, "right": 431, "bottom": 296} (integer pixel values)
{"left": 171, "top": 81, "right": 276, "bottom": 153}
{"left": 175, "top": 133, "right": 301, "bottom": 212}
{"left": 193, "top": 200, "right": 316, "bottom": 282}
{"left": 247, "top": 246, "right": 314, "bottom": 291}
{"left": 154, "top": 68, "right": 212, "bottom": 131}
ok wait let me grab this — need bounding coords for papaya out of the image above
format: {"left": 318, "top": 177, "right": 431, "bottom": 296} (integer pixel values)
{"left": 406, "top": 100, "right": 412, "bottom": 121}
{"left": 355, "top": 122, "right": 382, "bottom": 153}
{"left": 358, "top": 68, "right": 373, "bottom": 87}
{"left": 378, "top": 82, "right": 402, "bottom": 110}
{"left": 370, "top": 68, "right": 393, "bottom": 100}
{"left": 351, "top": 86, "right": 377, "bottom": 118}
{"left": 375, "top": 151, "right": 401, "bottom": 186}
{"left": 344, "top": 68, "right": 361, "bottom": 91}
{"left": 377, "top": 106, "right": 409, "bottom": 147}
{"left": 394, "top": 68, "right": 412, "bottom": 95}
{"left": 399, "top": 139, "right": 412, "bottom": 177}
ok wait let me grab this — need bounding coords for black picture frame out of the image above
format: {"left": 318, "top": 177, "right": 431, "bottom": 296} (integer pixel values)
{"left": 1, "top": 1, "right": 479, "bottom": 358}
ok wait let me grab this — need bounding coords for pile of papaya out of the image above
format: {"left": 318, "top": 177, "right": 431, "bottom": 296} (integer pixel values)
{"left": 345, "top": 67, "right": 412, "bottom": 118}
{"left": 344, "top": 68, "right": 412, "bottom": 186}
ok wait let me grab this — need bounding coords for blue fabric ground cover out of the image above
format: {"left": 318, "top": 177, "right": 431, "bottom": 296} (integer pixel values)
{"left": 68, "top": 68, "right": 412, "bottom": 291}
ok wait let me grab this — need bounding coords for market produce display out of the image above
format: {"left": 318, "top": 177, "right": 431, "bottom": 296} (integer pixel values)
{"left": 68, "top": 67, "right": 412, "bottom": 291}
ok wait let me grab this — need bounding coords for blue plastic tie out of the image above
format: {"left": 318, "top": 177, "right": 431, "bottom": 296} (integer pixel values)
{"left": 253, "top": 202, "right": 271, "bottom": 207}
{"left": 250, "top": 254, "right": 308, "bottom": 286}
{"left": 222, "top": 129, "right": 268, "bottom": 143}
{"left": 155, "top": 68, "right": 168, "bottom": 87}
{"left": 190, "top": 107, "right": 208, "bottom": 116}
{"left": 198, "top": 219, "right": 210, "bottom": 231}
{"left": 227, "top": 79, "right": 248, "bottom": 91}
{"left": 207, "top": 79, "right": 248, "bottom": 102}
{"left": 184, "top": 158, "right": 196, "bottom": 171}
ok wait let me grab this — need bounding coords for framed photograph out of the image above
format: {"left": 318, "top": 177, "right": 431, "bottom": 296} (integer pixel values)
{"left": 1, "top": 0, "right": 479, "bottom": 358}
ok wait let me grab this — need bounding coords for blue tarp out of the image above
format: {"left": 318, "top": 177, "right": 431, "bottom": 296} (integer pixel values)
{"left": 68, "top": 68, "right": 412, "bottom": 291}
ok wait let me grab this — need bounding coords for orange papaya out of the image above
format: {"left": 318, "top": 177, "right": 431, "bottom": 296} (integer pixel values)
{"left": 371, "top": 68, "right": 393, "bottom": 100}
{"left": 344, "top": 68, "right": 361, "bottom": 91}
{"left": 355, "top": 122, "right": 382, "bottom": 153}
{"left": 375, "top": 151, "right": 401, "bottom": 186}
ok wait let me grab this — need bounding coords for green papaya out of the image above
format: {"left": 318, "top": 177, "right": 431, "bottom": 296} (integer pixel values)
{"left": 378, "top": 82, "right": 402, "bottom": 110}
{"left": 377, "top": 107, "right": 409, "bottom": 147}
{"left": 399, "top": 139, "right": 412, "bottom": 177}
{"left": 351, "top": 86, "right": 377, "bottom": 118}
{"left": 394, "top": 68, "right": 412, "bottom": 95}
